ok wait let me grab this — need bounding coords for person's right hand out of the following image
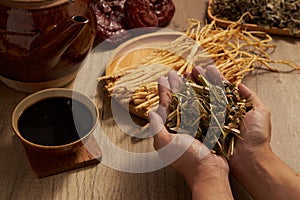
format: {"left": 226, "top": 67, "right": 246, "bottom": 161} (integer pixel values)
{"left": 229, "top": 83, "right": 272, "bottom": 172}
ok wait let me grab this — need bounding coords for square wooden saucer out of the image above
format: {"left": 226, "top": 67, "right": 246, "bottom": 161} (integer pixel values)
{"left": 23, "top": 136, "right": 101, "bottom": 178}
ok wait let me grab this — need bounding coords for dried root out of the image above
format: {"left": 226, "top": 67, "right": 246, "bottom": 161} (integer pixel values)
{"left": 98, "top": 17, "right": 300, "bottom": 118}
{"left": 165, "top": 75, "right": 252, "bottom": 159}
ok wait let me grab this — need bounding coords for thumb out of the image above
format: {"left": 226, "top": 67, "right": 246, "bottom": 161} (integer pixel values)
{"left": 148, "top": 111, "right": 172, "bottom": 150}
{"left": 238, "top": 83, "right": 263, "bottom": 107}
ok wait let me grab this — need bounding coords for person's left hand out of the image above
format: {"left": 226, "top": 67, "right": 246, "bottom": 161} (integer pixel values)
{"left": 149, "top": 67, "right": 233, "bottom": 199}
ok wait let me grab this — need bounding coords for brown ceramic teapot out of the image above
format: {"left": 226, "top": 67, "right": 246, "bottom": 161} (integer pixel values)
{"left": 0, "top": 0, "right": 96, "bottom": 92}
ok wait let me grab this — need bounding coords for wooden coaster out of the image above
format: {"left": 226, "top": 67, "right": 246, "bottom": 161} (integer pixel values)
{"left": 23, "top": 136, "right": 101, "bottom": 178}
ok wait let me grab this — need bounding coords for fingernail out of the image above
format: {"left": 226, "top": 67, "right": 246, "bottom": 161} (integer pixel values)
{"left": 156, "top": 105, "right": 167, "bottom": 123}
{"left": 168, "top": 70, "right": 181, "bottom": 93}
{"left": 238, "top": 83, "right": 251, "bottom": 98}
{"left": 148, "top": 111, "right": 165, "bottom": 136}
{"left": 194, "top": 66, "right": 205, "bottom": 75}
{"left": 206, "top": 64, "right": 216, "bottom": 69}
{"left": 148, "top": 111, "right": 153, "bottom": 121}
{"left": 158, "top": 76, "right": 170, "bottom": 89}
{"left": 193, "top": 66, "right": 207, "bottom": 80}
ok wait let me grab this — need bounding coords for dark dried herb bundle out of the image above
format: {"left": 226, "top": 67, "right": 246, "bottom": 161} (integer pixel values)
{"left": 212, "top": 0, "right": 300, "bottom": 34}
{"left": 165, "top": 75, "right": 252, "bottom": 159}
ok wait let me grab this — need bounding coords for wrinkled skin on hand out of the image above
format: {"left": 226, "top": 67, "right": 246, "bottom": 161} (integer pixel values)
{"left": 183, "top": 65, "right": 272, "bottom": 174}
{"left": 150, "top": 65, "right": 273, "bottom": 200}
{"left": 149, "top": 67, "right": 230, "bottom": 187}
{"left": 229, "top": 83, "right": 272, "bottom": 170}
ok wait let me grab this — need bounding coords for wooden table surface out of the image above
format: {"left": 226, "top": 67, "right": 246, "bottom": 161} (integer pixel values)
{"left": 1, "top": 1, "right": 300, "bottom": 199}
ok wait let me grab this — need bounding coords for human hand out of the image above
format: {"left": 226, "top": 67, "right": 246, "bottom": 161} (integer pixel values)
{"left": 188, "top": 65, "right": 273, "bottom": 171}
{"left": 149, "top": 68, "right": 233, "bottom": 199}
{"left": 187, "top": 65, "right": 273, "bottom": 171}
{"left": 229, "top": 83, "right": 272, "bottom": 172}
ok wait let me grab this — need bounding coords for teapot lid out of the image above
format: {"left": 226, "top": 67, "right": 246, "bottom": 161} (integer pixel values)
{"left": 0, "top": 0, "right": 69, "bottom": 9}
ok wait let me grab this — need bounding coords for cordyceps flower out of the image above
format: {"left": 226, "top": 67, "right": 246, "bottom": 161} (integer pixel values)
{"left": 98, "top": 17, "right": 299, "bottom": 119}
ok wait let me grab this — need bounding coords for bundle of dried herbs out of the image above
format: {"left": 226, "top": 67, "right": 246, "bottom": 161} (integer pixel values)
{"left": 165, "top": 75, "right": 252, "bottom": 159}
{"left": 99, "top": 17, "right": 300, "bottom": 118}
{"left": 211, "top": 0, "right": 300, "bottom": 34}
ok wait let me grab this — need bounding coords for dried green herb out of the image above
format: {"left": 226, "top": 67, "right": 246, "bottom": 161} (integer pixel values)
{"left": 165, "top": 75, "right": 252, "bottom": 159}
{"left": 212, "top": 0, "right": 300, "bottom": 35}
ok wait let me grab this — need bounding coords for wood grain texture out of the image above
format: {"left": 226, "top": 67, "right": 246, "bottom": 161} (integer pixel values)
{"left": 24, "top": 136, "right": 101, "bottom": 178}
{"left": 0, "top": 1, "right": 299, "bottom": 200}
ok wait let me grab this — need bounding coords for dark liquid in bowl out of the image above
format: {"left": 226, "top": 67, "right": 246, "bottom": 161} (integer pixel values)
{"left": 18, "top": 97, "right": 94, "bottom": 146}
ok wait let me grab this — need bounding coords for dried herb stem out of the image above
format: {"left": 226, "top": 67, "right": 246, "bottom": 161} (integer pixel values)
{"left": 99, "top": 17, "right": 300, "bottom": 117}
{"left": 211, "top": 0, "right": 300, "bottom": 35}
{"left": 165, "top": 75, "right": 252, "bottom": 159}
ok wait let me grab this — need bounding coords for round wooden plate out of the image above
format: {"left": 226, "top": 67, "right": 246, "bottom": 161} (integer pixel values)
{"left": 106, "top": 31, "right": 183, "bottom": 75}
{"left": 105, "top": 31, "right": 183, "bottom": 118}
